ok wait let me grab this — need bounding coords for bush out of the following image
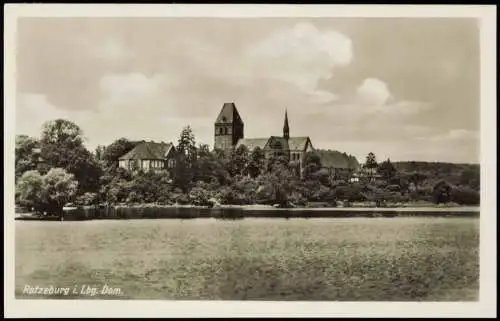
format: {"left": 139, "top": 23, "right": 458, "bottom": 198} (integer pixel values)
{"left": 189, "top": 186, "right": 212, "bottom": 206}
{"left": 451, "top": 186, "right": 480, "bottom": 205}
{"left": 432, "top": 181, "right": 452, "bottom": 204}
{"left": 75, "top": 192, "right": 98, "bottom": 206}
{"left": 174, "top": 193, "right": 190, "bottom": 205}
{"left": 386, "top": 184, "right": 401, "bottom": 192}
{"left": 288, "top": 191, "right": 307, "bottom": 206}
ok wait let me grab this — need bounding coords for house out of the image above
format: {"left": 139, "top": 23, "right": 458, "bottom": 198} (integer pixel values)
{"left": 214, "top": 102, "right": 314, "bottom": 174}
{"left": 118, "top": 141, "right": 176, "bottom": 172}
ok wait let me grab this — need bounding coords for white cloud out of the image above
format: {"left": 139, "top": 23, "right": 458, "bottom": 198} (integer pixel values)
{"left": 357, "top": 78, "right": 392, "bottom": 106}
{"left": 91, "top": 38, "right": 135, "bottom": 61}
{"left": 16, "top": 93, "right": 88, "bottom": 138}
{"left": 180, "top": 23, "right": 351, "bottom": 104}
{"left": 429, "top": 129, "right": 479, "bottom": 142}
{"left": 247, "top": 23, "right": 352, "bottom": 101}
{"left": 99, "top": 73, "right": 167, "bottom": 105}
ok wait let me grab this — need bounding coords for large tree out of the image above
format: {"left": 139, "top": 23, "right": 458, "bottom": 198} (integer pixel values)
{"left": 39, "top": 119, "right": 102, "bottom": 193}
{"left": 16, "top": 168, "right": 78, "bottom": 218}
{"left": 231, "top": 145, "right": 250, "bottom": 177}
{"left": 15, "top": 135, "right": 40, "bottom": 181}
{"left": 432, "top": 180, "right": 452, "bottom": 204}
{"left": 16, "top": 170, "right": 44, "bottom": 211}
{"left": 193, "top": 144, "right": 229, "bottom": 185}
{"left": 173, "top": 126, "right": 197, "bottom": 192}
{"left": 256, "top": 156, "right": 297, "bottom": 207}
{"left": 102, "top": 138, "right": 137, "bottom": 169}
{"left": 177, "top": 126, "right": 197, "bottom": 166}
{"left": 247, "top": 147, "right": 265, "bottom": 178}
{"left": 364, "top": 152, "right": 378, "bottom": 181}
{"left": 378, "top": 158, "right": 397, "bottom": 180}
{"left": 302, "top": 151, "right": 322, "bottom": 180}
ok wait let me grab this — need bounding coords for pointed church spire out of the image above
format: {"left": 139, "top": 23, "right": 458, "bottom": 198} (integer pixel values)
{"left": 283, "top": 109, "right": 290, "bottom": 140}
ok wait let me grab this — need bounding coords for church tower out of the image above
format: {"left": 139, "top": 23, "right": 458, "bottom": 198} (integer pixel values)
{"left": 214, "top": 102, "right": 244, "bottom": 150}
{"left": 283, "top": 109, "right": 290, "bottom": 140}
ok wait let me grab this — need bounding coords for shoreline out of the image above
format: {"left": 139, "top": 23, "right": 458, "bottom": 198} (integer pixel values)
{"left": 103, "top": 203, "right": 480, "bottom": 212}
{"left": 15, "top": 204, "right": 480, "bottom": 221}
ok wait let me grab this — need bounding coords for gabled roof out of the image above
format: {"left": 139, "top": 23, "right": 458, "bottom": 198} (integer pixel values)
{"left": 315, "top": 149, "right": 360, "bottom": 169}
{"left": 119, "top": 141, "right": 175, "bottom": 160}
{"left": 287, "top": 136, "right": 311, "bottom": 151}
{"left": 236, "top": 136, "right": 313, "bottom": 152}
{"left": 215, "top": 102, "right": 243, "bottom": 124}
{"left": 268, "top": 136, "right": 289, "bottom": 151}
{"left": 236, "top": 138, "right": 270, "bottom": 150}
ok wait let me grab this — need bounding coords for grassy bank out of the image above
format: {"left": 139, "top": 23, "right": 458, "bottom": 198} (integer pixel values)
{"left": 15, "top": 217, "right": 479, "bottom": 300}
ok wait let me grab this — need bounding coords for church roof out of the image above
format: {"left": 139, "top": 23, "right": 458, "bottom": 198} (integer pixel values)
{"left": 288, "top": 136, "right": 311, "bottom": 151}
{"left": 215, "top": 102, "right": 243, "bottom": 124}
{"left": 268, "top": 136, "right": 290, "bottom": 151}
{"left": 236, "top": 138, "right": 269, "bottom": 150}
{"left": 236, "top": 136, "right": 312, "bottom": 152}
{"left": 119, "top": 141, "right": 175, "bottom": 160}
{"left": 315, "top": 149, "right": 360, "bottom": 169}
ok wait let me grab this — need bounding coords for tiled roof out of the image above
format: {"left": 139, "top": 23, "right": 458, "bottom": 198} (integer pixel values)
{"left": 236, "top": 138, "right": 270, "bottom": 150}
{"left": 119, "top": 141, "right": 175, "bottom": 160}
{"left": 268, "top": 136, "right": 290, "bottom": 151}
{"left": 215, "top": 102, "right": 243, "bottom": 124}
{"left": 287, "top": 136, "right": 311, "bottom": 151}
{"left": 316, "top": 149, "right": 360, "bottom": 169}
{"left": 236, "top": 136, "right": 312, "bottom": 152}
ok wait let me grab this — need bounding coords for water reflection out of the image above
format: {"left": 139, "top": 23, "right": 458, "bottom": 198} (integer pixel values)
{"left": 15, "top": 206, "right": 479, "bottom": 221}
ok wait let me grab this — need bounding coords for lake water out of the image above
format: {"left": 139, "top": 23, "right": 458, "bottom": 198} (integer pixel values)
{"left": 15, "top": 216, "right": 479, "bottom": 300}
{"left": 16, "top": 206, "right": 480, "bottom": 221}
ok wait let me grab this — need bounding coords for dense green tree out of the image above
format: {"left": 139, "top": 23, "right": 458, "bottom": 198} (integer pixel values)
{"left": 459, "top": 168, "right": 480, "bottom": 191}
{"left": 16, "top": 170, "right": 44, "bottom": 211}
{"left": 194, "top": 145, "right": 229, "bottom": 186}
{"left": 173, "top": 126, "right": 197, "bottom": 192}
{"left": 16, "top": 168, "right": 78, "bottom": 218}
{"left": 364, "top": 152, "right": 378, "bottom": 180}
{"left": 176, "top": 126, "right": 197, "bottom": 165}
{"left": 94, "top": 145, "right": 106, "bottom": 162}
{"left": 189, "top": 181, "right": 214, "bottom": 206}
{"left": 102, "top": 138, "right": 137, "bottom": 168}
{"left": 41, "top": 168, "right": 79, "bottom": 218}
{"left": 432, "top": 180, "right": 452, "bottom": 204}
{"left": 302, "top": 151, "right": 322, "bottom": 180}
{"left": 247, "top": 147, "right": 265, "bottom": 178}
{"left": 39, "top": 119, "right": 102, "bottom": 194}
{"left": 256, "top": 159, "right": 296, "bottom": 207}
{"left": 15, "top": 135, "right": 40, "bottom": 181}
{"left": 231, "top": 145, "right": 250, "bottom": 177}
{"left": 451, "top": 186, "right": 480, "bottom": 205}
{"left": 378, "top": 158, "right": 397, "bottom": 180}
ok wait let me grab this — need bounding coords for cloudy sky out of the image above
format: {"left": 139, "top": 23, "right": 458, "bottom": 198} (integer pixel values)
{"left": 16, "top": 17, "right": 480, "bottom": 163}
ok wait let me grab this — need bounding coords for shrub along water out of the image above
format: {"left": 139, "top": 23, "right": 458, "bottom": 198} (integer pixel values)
{"left": 15, "top": 121, "right": 480, "bottom": 216}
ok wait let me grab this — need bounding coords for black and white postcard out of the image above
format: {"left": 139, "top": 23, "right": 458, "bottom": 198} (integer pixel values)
{"left": 4, "top": 4, "right": 497, "bottom": 318}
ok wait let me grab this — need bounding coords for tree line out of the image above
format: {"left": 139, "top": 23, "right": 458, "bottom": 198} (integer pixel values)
{"left": 15, "top": 119, "right": 480, "bottom": 216}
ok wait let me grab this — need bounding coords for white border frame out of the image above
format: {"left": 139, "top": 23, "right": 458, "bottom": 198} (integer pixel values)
{"left": 4, "top": 4, "right": 497, "bottom": 318}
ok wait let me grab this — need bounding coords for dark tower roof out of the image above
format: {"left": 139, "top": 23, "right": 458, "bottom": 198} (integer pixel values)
{"left": 215, "top": 102, "right": 243, "bottom": 124}
{"left": 283, "top": 109, "right": 290, "bottom": 139}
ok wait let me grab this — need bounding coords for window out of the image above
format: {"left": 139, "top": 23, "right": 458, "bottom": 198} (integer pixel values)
{"left": 273, "top": 141, "right": 282, "bottom": 149}
{"left": 224, "top": 127, "right": 228, "bottom": 135}
{"left": 168, "top": 158, "right": 175, "bottom": 169}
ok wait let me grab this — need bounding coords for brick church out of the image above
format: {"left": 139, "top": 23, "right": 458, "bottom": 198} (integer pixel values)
{"left": 117, "top": 102, "right": 359, "bottom": 180}
{"left": 214, "top": 102, "right": 314, "bottom": 172}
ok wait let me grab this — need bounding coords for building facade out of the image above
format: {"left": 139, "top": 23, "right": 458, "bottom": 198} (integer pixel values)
{"left": 214, "top": 102, "right": 315, "bottom": 173}
{"left": 118, "top": 141, "right": 176, "bottom": 172}
{"left": 214, "top": 102, "right": 244, "bottom": 151}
